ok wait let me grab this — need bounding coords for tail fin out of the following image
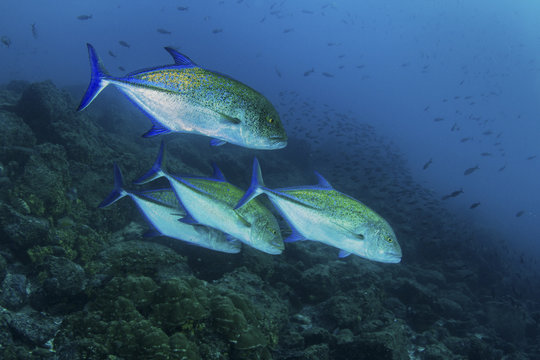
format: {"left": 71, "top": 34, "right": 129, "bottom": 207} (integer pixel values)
{"left": 133, "top": 141, "right": 166, "bottom": 185}
{"left": 99, "top": 163, "right": 128, "bottom": 208}
{"left": 234, "top": 158, "right": 266, "bottom": 209}
{"left": 77, "top": 43, "right": 111, "bottom": 111}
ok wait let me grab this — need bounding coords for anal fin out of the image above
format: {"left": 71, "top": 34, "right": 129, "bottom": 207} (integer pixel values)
{"left": 142, "top": 124, "right": 172, "bottom": 138}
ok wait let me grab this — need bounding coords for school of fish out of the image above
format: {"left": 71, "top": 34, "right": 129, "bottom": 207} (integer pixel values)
{"left": 79, "top": 44, "right": 401, "bottom": 263}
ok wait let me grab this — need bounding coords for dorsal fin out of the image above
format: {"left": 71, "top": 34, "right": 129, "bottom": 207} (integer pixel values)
{"left": 164, "top": 47, "right": 196, "bottom": 66}
{"left": 211, "top": 163, "right": 227, "bottom": 181}
{"left": 314, "top": 171, "right": 333, "bottom": 189}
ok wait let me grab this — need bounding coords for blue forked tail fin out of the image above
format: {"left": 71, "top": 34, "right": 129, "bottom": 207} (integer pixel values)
{"left": 133, "top": 141, "right": 166, "bottom": 185}
{"left": 234, "top": 158, "right": 266, "bottom": 210}
{"left": 78, "top": 43, "right": 111, "bottom": 111}
{"left": 99, "top": 163, "right": 128, "bottom": 208}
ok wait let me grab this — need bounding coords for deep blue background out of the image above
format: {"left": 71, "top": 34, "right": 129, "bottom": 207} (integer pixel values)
{"left": 1, "top": 0, "right": 538, "bottom": 260}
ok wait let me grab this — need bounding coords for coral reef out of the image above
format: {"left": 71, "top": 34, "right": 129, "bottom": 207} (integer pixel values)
{"left": 0, "top": 80, "right": 538, "bottom": 359}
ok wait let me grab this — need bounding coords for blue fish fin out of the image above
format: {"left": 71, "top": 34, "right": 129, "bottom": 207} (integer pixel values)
{"left": 99, "top": 163, "right": 128, "bottom": 208}
{"left": 78, "top": 43, "right": 111, "bottom": 111}
{"left": 338, "top": 250, "right": 352, "bottom": 258}
{"left": 211, "top": 163, "right": 227, "bottom": 181}
{"left": 284, "top": 227, "right": 306, "bottom": 243}
{"left": 142, "top": 124, "right": 172, "bottom": 138}
{"left": 313, "top": 171, "right": 333, "bottom": 189}
{"left": 134, "top": 141, "right": 166, "bottom": 184}
{"left": 178, "top": 214, "right": 198, "bottom": 225}
{"left": 234, "top": 158, "right": 266, "bottom": 210}
{"left": 164, "top": 47, "right": 197, "bottom": 67}
{"left": 143, "top": 229, "right": 162, "bottom": 238}
{"left": 226, "top": 235, "right": 241, "bottom": 244}
{"left": 210, "top": 138, "right": 227, "bottom": 147}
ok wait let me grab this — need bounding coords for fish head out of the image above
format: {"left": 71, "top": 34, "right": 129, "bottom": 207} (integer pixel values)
{"left": 241, "top": 100, "right": 287, "bottom": 149}
{"left": 249, "top": 215, "right": 285, "bottom": 254}
{"left": 360, "top": 221, "right": 402, "bottom": 263}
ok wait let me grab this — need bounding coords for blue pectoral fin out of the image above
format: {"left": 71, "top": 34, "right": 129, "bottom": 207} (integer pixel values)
{"left": 134, "top": 141, "right": 166, "bottom": 184}
{"left": 338, "top": 250, "right": 352, "bottom": 258}
{"left": 78, "top": 43, "right": 111, "bottom": 111}
{"left": 99, "top": 163, "right": 127, "bottom": 208}
{"left": 178, "top": 215, "right": 198, "bottom": 225}
{"left": 164, "top": 47, "right": 197, "bottom": 67}
{"left": 284, "top": 227, "right": 306, "bottom": 243}
{"left": 234, "top": 158, "right": 266, "bottom": 210}
{"left": 142, "top": 124, "right": 172, "bottom": 138}
{"left": 226, "top": 235, "right": 241, "bottom": 244}
{"left": 210, "top": 139, "right": 227, "bottom": 146}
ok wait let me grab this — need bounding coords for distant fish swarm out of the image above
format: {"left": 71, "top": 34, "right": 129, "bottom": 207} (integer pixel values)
{"left": 100, "top": 142, "right": 401, "bottom": 263}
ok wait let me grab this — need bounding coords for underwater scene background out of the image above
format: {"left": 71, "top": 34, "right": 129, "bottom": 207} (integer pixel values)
{"left": 1, "top": 0, "right": 539, "bottom": 359}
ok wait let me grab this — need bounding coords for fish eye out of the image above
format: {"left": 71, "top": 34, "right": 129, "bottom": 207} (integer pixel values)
{"left": 268, "top": 117, "right": 274, "bottom": 124}
{"left": 386, "top": 237, "right": 393, "bottom": 243}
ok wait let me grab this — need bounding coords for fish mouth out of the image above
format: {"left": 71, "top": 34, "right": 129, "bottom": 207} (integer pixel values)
{"left": 265, "top": 246, "right": 284, "bottom": 255}
{"left": 383, "top": 256, "right": 402, "bottom": 264}
{"left": 382, "top": 251, "right": 402, "bottom": 263}
{"left": 269, "top": 136, "right": 288, "bottom": 149}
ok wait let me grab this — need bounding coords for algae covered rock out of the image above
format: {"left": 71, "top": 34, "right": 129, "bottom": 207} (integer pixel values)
{"left": 16, "top": 81, "right": 75, "bottom": 145}
{"left": 54, "top": 266, "right": 283, "bottom": 360}
{"left": 298, "top": 263, "right": 338, "bottom": 302}
{"left": 9, "top": 310, "right": 60, "bottom": 347}
{"left": 16, "top": 80, "right": 118, "bottom": 165}
{"left": 0, "top": 273, "right": 27, "bottom": 310}
{"left": 150, "top": 277, "right": 211, "bottom": 333}
{"left": 0, "top": 111, "right": 36, "bottom": 149}
{"left": 92, "top": 240, "right": 189, "bottom": 277}
{"left": 0, "top": 202, "right": 50, "bottom": 251}
{"left": 215, "top": 267, "right": 289, "bottom": 350}
{"left": 0, "top": 254, "right": 6, "bottom": 283}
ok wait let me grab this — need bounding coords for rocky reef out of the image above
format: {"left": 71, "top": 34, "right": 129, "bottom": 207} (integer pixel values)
{"left": 0, "top": 81, "right": 538, "bottom": 359}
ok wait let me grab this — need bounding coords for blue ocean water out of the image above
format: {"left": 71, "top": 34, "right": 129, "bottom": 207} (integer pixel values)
{"left": 1, "top": 0, "right": 537, "bottom": 253}
{"left": 1, "top": 0, "right": 539, "bottom": 358}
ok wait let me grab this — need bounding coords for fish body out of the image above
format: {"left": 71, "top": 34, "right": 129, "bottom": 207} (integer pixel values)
{"left": 1, "top": 36, "right": 11, "bottom": 47}
{"left": 235, "top": 159, "right": 402, "bottom": 263}
{"left": 78, "top": 44, "right": 287, "bottom": 149}
{"left": 464, "top": 165, "right": 479, "bottom": 175}
{"left": 423, "top": 158, "right": 432, "bottom": 170}
{"left": 157, "top": 28, "right": 171, "bottom": 34}
{"left": 135, "top": 142, "right": 284, "bottom": 254}
{"left": 470, "top": 202, "right": 480, "bottom": 209}
{"left": 31, "top": 23, "right": 38, "bottom": 39}
{"left": 100, "top": 164, "right": 241, "bottom": 253}
{"left": 77, "top": 15, "right": 92, "bottom": 20}
{"left": 119, "top": 40, "right": 130, "bottom": 48}
{"left": 442, "top": 188, "right": 463, "bottom": 200}
{"left": 303, "top": 68, "right": 315, "bottom": 76}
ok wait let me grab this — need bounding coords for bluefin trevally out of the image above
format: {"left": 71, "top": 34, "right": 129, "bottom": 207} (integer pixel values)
{"left": 134, "top": 142, "right": 284, "bottom": 254}
{"left": 235, "top": 158, "right": 402, "bottom": 263}
{"left": 100, "top": 163, "right": 241, "bottom": 254}
{"left": 77, "top": 44, "right": 287, "bottom": 149}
